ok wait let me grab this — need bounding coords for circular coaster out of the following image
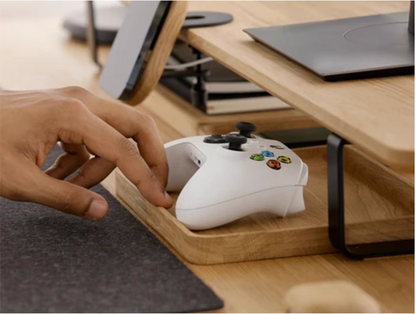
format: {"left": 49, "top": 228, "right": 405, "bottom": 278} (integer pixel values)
{"left": 63, "top": 8, "right": 233, "bottom": 44}
{"left": 182, "top": 12, "right": 233, "bottom": 29}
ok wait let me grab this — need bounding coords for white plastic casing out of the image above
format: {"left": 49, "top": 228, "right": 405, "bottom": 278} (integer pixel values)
{"left": 165, "top": 135, "right": 308, "bottom": 230}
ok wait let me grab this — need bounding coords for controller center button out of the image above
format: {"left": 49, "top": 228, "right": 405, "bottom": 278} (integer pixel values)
{"left": 267, "top": 160, "right": 281, "bottom": 170}
{"left": 261, "top": 150, "right": 275, "bottom": 157}
{"left": 270, "top": 144, "right": 285, "bottom": 150}
{"left": 250, "top": 154, "right": 264, "bottom": 161}
{"left": 277, "top": 156, "right": 292, "bottom": 164}
{"left": 204, "top": 134, "right": 228, "bottom": 144}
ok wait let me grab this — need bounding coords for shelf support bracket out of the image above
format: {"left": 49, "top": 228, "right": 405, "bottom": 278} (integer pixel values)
{"left": 327, "top": 133, "right": 414, "bottom": 259}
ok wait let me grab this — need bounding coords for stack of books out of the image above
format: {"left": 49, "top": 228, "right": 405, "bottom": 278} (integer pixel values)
{"left": 160, "top": 43, "right": 292, "bottom": 115}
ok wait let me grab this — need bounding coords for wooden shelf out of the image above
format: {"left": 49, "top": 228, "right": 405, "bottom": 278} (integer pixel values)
{"left": 181, "top": 1, "right": 414, "bottom": 169}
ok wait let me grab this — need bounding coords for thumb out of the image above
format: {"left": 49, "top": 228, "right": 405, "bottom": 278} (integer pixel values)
{"left": 24, "top": 166, "right": 108, "bottom": 220}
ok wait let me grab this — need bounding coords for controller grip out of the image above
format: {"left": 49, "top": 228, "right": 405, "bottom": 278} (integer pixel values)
{"left": 165, "top": 143, "right": 200, "bottom": 192}
{"left": 176, "top": 186, "right": 305, "bottom": 230}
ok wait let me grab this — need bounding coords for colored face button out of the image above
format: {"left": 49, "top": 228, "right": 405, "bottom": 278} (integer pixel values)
{"left": 277, "top": 156, "right": 291, "bottom": 164}
{"left": 267, "top": 160, "right": 281, "bottom": 170}
{"left": 270, "top": 144, "right": 285, "bottom": 150}
{"left": 250, "top": 154, "right": 264, "bottom": 161}
{"left": 261, "top": 150, "right": 275, "bottom": 157}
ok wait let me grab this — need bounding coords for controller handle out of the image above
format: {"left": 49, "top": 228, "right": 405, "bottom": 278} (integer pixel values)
{"left": 165, "top": 142, "right": 201, "bottom": 192}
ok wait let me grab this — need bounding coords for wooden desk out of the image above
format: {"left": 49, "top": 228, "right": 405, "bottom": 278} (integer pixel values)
{"left": 0, "top": 7, "right": 414, "bottom": 313}
{"left": 182, "top": 1, "right": 414, "bottom": 170}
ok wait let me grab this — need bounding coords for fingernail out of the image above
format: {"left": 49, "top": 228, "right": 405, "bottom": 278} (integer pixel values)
{"left": 85, "top": 200, "right": 107, "bottom": 220}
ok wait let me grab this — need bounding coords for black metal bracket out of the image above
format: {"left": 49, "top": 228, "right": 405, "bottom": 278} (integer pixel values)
{"left": 162, "top": 47, "right": 209, "bottom": 111}
{"left": 189, "top": 48, "right": 208, "bottom": 111}
{"left": 327, "top": 133, "right": 414, "bottom": 259}
{"left": 161, "top": 69, "right": 210, "bottom": 79}
{"left": 86, "top": 1, "right": 101, "bottom": 69}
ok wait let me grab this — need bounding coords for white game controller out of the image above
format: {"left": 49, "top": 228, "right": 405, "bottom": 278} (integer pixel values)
{"left": 165, "top": 122, "right": 308, "bottom": 230}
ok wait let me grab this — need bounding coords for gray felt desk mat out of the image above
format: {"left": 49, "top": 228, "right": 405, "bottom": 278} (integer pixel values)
{"left": 0, "top": 146, "right": 223, "bottom": 313}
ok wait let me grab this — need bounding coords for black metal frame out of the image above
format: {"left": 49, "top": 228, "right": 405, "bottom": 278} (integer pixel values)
{"left": 86, "top": 1, "right": 101, "bottom": 69}
{"left": 327, "top": 133, "right": 414, "bottom": 259}
{"left": 163, "top": 55, "right": 209, "bottom": 111}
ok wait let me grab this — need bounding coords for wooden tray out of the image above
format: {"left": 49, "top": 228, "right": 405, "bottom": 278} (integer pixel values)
{"left": 115, "top": 145, "right": 414, "bottom": 265}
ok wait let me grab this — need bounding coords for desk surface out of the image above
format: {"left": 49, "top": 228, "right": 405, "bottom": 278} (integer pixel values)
{"left": 183, "top": 1, "right": 414, "bottom": 169}
{"left": 0, "top": 5, "right": 414, "bottom": 313}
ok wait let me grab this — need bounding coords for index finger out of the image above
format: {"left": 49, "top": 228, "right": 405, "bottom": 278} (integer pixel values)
{"left": 59, "top": 87, "right": 169, "bottom": 187}
{"left": 59, "top": 102, "right": 172, "bottom": 208}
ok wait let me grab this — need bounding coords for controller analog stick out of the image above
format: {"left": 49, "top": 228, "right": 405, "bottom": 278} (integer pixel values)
{"left": 203, "top": 134, "right": 228, "bottom": 144}
{"left": 225, "top": 134, "right": 247, "bottom": 151}
{"left": 236, "top": 121, "right": 257, "bottom": 138}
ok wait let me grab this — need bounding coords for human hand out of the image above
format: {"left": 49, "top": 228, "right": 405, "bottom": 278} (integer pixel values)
{"left": 0, "top": 87, "right": 173, "bottom": 219}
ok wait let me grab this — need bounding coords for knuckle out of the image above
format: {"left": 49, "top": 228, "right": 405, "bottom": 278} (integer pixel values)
{"left": 138, "top": 112, "right": 157, "bottom": 128}
{"left": 63, "top": 99, "right": 88, "bottom": 114}
{"left": 53, "top": 100, "right": 89, "bottom": 142}
{"left": 52, "top": 97, "right": 88, "bottom": 118}
{"left": 61, "top": 86, "right": 90, "bottom": 97}
{"left": 132, "top": 168, "right": 155, "bottom": 187}
{"left": 60, "top": 188, "right": 81, "bottom": 214}
{"left": 118, "top": 138, "right": 139, "bottom": 159}
{"left": 60, "top": 192, "right": 72, "bottom": 213}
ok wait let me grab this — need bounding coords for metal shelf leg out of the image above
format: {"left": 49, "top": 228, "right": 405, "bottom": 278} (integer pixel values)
{"left": 327, "top": 133, "right": 414, "bottom": 259}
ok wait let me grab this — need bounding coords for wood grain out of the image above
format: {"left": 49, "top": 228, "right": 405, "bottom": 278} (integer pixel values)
{"left": 115, "top": 145, "right": 414, "bottom": 264}
{"left": 0, "top": 9, "right": 413, "bottom": 312}
{"left": 124, "top": 1, "right": 188, "bottom": 105}
{"left": 181, "top": 1, "right": 415, "bottom": 170}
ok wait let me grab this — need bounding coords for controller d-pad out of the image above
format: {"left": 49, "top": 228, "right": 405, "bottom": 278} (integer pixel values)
{"left": 250, "top": 154, "right": 264, "bottom": 161}
{"left": 267, "top": 160, "right": 281, "bottom": 170}
{"left": 261, "top": 150, "right": 275, "bottom": 157}
{"left": 277, "top": 156, "right": 291, "bottom": 164}
{"left": 204, "top": 134, "right": 228, "bottom": 144}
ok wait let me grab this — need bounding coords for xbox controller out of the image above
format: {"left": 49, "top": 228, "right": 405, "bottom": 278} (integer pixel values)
{"left": 165, "top": 122, "right": 308, "bottom": 230}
